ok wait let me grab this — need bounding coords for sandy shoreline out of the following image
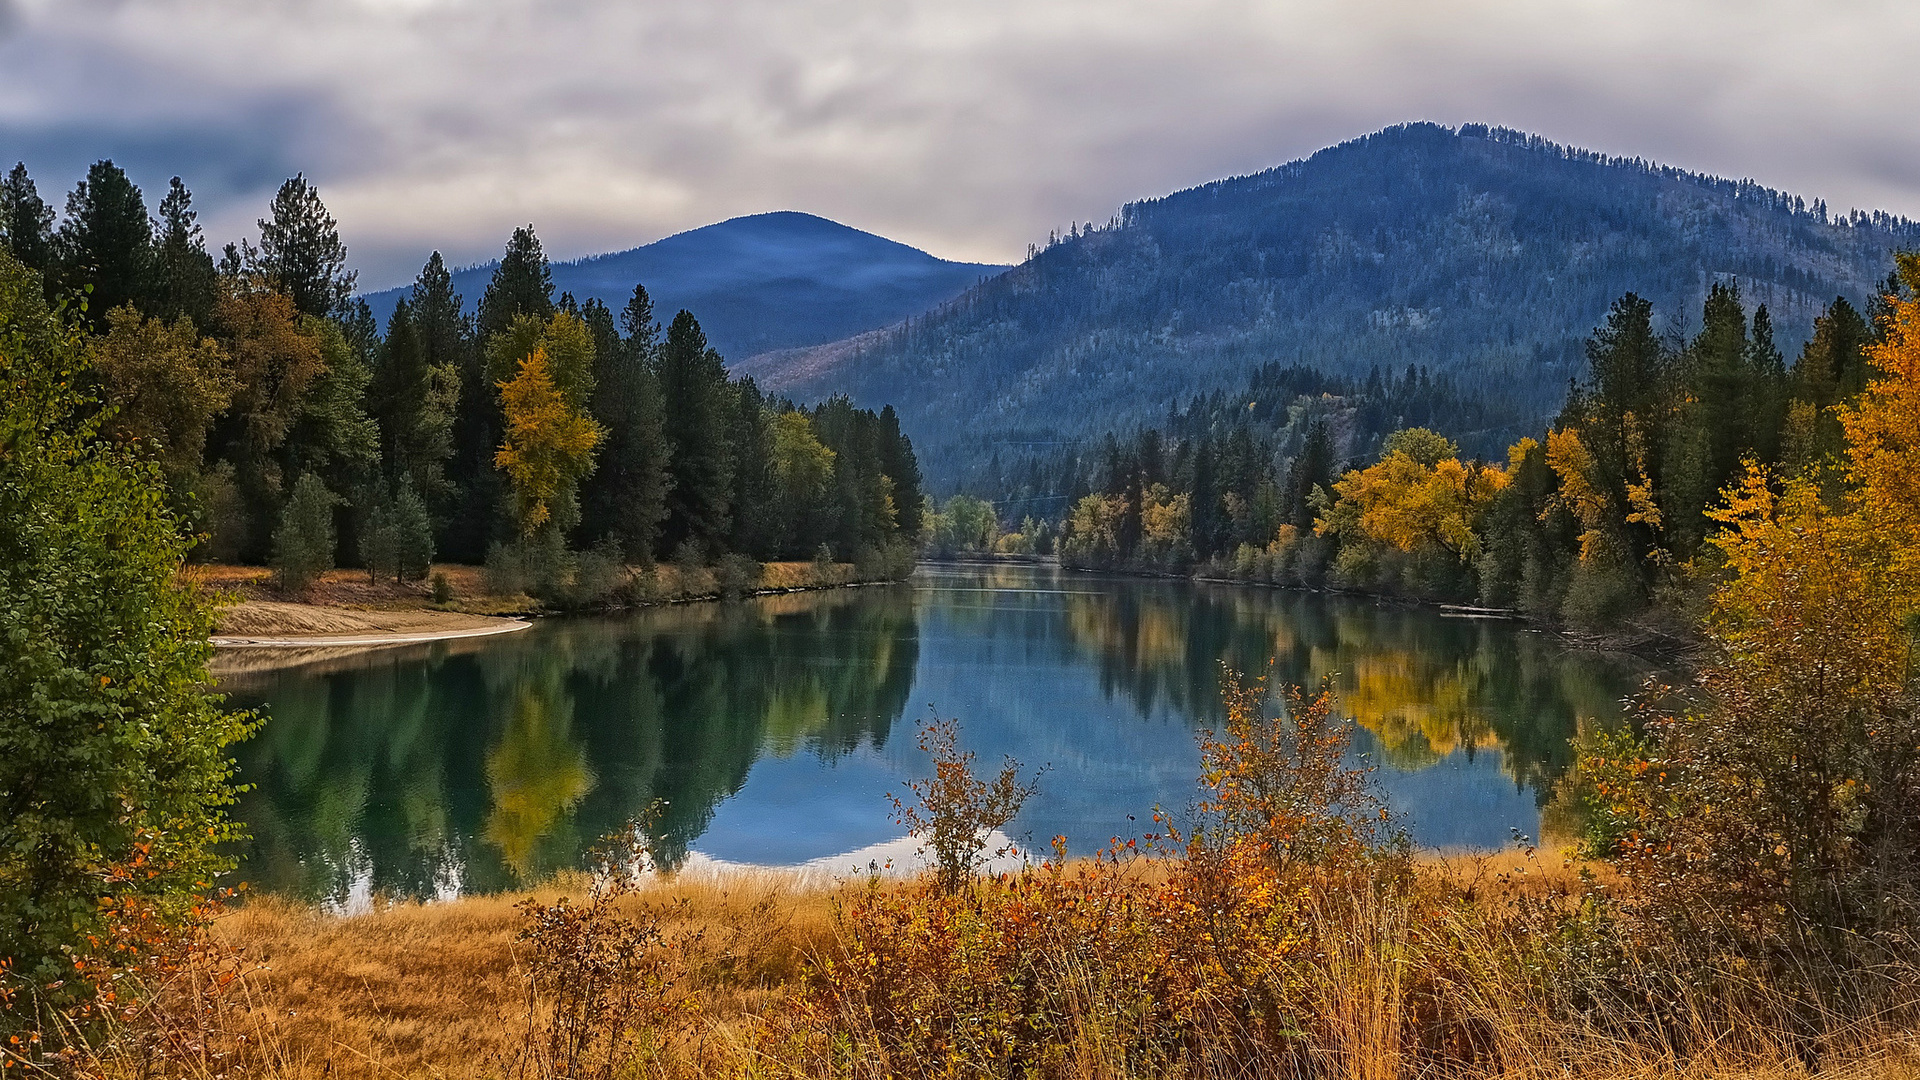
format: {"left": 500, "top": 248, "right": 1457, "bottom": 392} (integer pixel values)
{"left": 212, "top": 599, "right": 530, "bottom": 648}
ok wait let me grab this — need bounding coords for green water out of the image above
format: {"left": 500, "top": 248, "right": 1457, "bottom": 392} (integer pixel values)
{"left": 220, "top": 563, "right": 1654, "bottom": 904}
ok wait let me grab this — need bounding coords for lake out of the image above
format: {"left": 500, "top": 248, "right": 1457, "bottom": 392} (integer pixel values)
{"left": 220, "top": 563, "right": 1655, "bottom": 904}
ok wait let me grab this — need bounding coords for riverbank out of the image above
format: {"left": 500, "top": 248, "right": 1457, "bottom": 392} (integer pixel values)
{"left": 189, "top": 559, "right": 905, "bottom": 647}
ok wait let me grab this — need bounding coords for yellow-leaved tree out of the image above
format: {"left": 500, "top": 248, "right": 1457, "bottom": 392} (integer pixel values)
{"left": 1584, "top": 255, "right": 1920, "bottom": 935}
{"left": 1316, "top": 429, "right": 1505, "bottom": 599}
{"left": 496, "top": 346, "right": 603, "bottom": 536}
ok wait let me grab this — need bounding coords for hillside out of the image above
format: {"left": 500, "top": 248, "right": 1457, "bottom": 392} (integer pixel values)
{"left": 736, "top": 123, "right": 1920, "bottom": 479}
{"left": 361, "top": 211, "right": 1004, "bottom": 360}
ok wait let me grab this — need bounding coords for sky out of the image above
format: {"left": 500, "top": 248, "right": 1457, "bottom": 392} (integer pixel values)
{"left": 4, "top": 0, "right": 1918, "bottom": 292}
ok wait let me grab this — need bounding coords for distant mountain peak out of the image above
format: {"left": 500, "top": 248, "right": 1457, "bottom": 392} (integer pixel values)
{"left": 360, "top": 213, "right": 1008, "bottom": 360}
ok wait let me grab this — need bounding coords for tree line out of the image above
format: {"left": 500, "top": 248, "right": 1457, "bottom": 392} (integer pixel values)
{"left": 939, "top": 268, "right": 1906, "bottom": 630}
{"left": 0, "top": 161, "right": 924, "bottom": 600}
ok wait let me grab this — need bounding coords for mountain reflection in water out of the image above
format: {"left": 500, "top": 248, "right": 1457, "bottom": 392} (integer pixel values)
{"left": 222, "top": 564, "right": 1652, "bottom": 904}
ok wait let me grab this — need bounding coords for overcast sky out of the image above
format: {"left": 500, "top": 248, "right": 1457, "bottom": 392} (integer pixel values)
{"left": 3, "top": 0, "right": 1916, "bottom": 291}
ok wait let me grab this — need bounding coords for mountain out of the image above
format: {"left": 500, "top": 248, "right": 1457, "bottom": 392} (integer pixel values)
{"left": 736, "top": 123, "right": 1920, "bottom": 479}
{"left": 360, "top": 211, "right": 1005, "bottom": 360}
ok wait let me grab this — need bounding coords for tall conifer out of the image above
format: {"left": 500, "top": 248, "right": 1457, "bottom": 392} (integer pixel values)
{"left": 579, "top": 288, "right": 671, "bottom": 561}
{"left": 255, "top": 174, "right": 355, "bottom": 318}
{"left": 151, "top": 178, "right": 217, "bottom": 326}
{"left": 477, "top": 226, "right": 554, "bottom": 341}
{"left": 657, "top": 310, "right": 734, "bottom": 556}
{"left": 57, "top": 160, "right": 152, "bottom": 328}
{"left": 0, "top": 163, "right": 56, "bottom": 280}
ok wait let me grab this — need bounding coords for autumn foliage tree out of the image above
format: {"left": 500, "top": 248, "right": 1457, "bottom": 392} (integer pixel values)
{"left": 1585, "top": 254, "right": 1920, "bottom": 936}
{"left": 496, "top": 346, "right": 603, "bottom": 537}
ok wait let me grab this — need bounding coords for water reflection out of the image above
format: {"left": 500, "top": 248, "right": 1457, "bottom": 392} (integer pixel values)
{"left": 224, "top": 565, "right": 1649, "bottom": 904}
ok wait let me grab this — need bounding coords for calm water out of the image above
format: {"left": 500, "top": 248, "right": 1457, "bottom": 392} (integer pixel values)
{"left": 220, "top": 563, "right": 1653, "bottom": 903}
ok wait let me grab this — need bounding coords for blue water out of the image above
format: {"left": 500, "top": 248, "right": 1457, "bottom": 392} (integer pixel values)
{"left": 220, "top": 563, "right": 1649, "bottom": 903}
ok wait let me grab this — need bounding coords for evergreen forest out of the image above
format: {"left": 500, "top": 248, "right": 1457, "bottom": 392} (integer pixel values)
{"left": 0, "top": 161, "right": 925, "bottom": 604}
{"left": 941, "top": 269, "right": 1910, "bottom": 632}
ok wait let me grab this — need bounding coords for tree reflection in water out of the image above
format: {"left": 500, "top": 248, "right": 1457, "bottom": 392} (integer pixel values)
{"left": 224, "top": 567, "right": 1651, "bottom": 905}
{"left": 226, "top": 586, "right": 920, "bottom": 903}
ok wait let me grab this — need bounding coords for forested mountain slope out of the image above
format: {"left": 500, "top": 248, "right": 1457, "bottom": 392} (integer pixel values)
{"left": 736, "top": 123, "right": 1919, "bottom": 478}
{"left": 363, "top": 211, "right": 1004, "bottom": 360}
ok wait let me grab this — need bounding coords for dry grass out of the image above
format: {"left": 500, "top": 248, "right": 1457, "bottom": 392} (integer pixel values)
{"left": 202, "top": 873, "right": 840, "bottom": 1080}
{"left": 72, "top": 852, "right": 1918, "bottom": 1080}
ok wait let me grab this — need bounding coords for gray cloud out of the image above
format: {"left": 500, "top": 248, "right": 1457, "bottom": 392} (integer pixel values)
{"left": 3, "top": 0, "right": 1916, "bottom": 289}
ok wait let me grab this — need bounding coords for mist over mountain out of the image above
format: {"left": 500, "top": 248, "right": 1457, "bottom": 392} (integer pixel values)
{"left": 735, "top": 123, "right": 1920, "bottom": 480}
{"left": 361, "top": 211, "right": 1005, "bottom": 360}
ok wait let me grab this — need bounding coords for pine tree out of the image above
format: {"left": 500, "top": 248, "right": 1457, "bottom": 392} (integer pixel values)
{"left": 1190, "top": 435, "right": 1220, "bottom": 561}
{"left": 657, "top": 310, "right": 734, "bottom": 557}
{"left": 1286, "top": 420, "right": 1333, "bottom": 529}
{"left": 370, "top": 297, "right": 446, "bottom": 494}
{"left": 393, "top": 481, "right": 435, "bottom": 581}
{"left": 57, "top": 160, "right": 152, "bottom": 328}
{"left": 729, "top": 377, "right": 775, "bottom": 556}
{"left": 579, "top": 288, "right": 671, "bottom": 561}
{"left": 1786, "top": 297, "right": 1873, "bottom": 468}
{"left": 255, "top": 174, "right": 355, "bottom": 318}
{"left": 150, "top": 178, "right": 217, "bottom": 326}
{"left": 273, "top": 473, "right": 340, "bottom": 591}
{"left": 406, "top": 251, "right": 492, "bottom": 561}
{"left": 1562, "top": 292, "right": 1672, "bottom": 576}
{"left": 477, "top": 226, "right": 554, "bottom": 341}
{"left": 877, "top": 404, "right": 924, "bottom": 540}
{"left": 0, "top": 163, "right": 56, "bottom": 280}
{"left": 1663, "top": 282, "right": 1749, "bottom": 558}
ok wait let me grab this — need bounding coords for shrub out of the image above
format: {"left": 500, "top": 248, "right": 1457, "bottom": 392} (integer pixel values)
{"left": 430, "top": 570, "right": 454, "bottom": 605}
{"left": 0, "top": 251, "right": 254, "bottom": 999}
{"left": 814, "top": 674, "right": 1412, "bottom": 1077}
{"left": 271, "top": 473, "right": 337, "bottom": 592}
{"left": 715, "top": 553, "right": 761, "bottom": 599}
{"left": 887, "top": 715, "right": 1041, "bottom": 894}
{"left": 507, "top": 826, "right": 683, "bottom": 1080}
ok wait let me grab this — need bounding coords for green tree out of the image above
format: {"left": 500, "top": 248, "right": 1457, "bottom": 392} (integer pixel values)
{"left": 371, "top": 297, "right": 458, "bottom": 501}
{"left": 1190, "top": 434, "right": 1220, "bottom": 560}
{"left": 1286, "top": 419, "right": 1334, "bottom": 530}
{"left": 878, "top": 404, "right": 924, "bottom": 540}
{"left": 657, "top": 310, "right": 734, "bottom": 557}
{"left": 57, "top": 160, "right": 152, "bottom": 329}
{"left": 358, "top": 497, "right": 397, "bottom": 583}
{"left": 730, "top": 378, "right": 776, "bottom": 555}
{"left": 273, "top": 473, "right": 340, "bottom": 591}
{"left": 357, "top": 481, "right": 434, "bottom": 583}
{"left": 1663, "top": 283, "right": 1770, "bottom": 558}
{"left": 579, "top": 286, "right": 672, "bottom": 562}
{"left": 1784, "top": 297, "right": 1874, "bottom": 470}
{"left": 150, "top": 177, "right": 218, "bottom": 326}
{"left": 405, "top": 251, "right": 495, "bottom": 561}
{"left": 286, "top": 318, "right": 381, "bottom": 509}
{"left": 0, "top": 250, "right": 253, "bottom": 987}
{"left": 254, "top": 174, "right": 355, "bottom": 318}
{"left": 477, "top": 226, "right": 555, "bottom": 341}
{"left": 393, "top": 480, "right": 435, "bottom": 581}
{"left": 207, "top": 289, "right": 330, "bottom": 558}
{"left": 770, "top": 410, "right": 835, "bottom": 556}
{"left": 88, "top": 305, "right": 232, "bottom": 488}
{"left": 0, "top": 163, "right": 57, "bottom": 280}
